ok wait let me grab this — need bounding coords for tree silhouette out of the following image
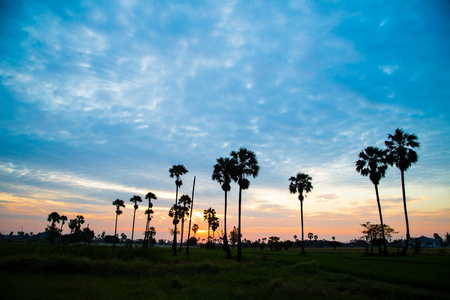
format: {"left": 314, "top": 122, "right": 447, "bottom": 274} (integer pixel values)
{"left": 212, "top": 157, "right": 236, "bottom": 258}
{"left": 385, "top": 128, "right": 420, "bottom": 255}
{"left": 211, "top": 219, "right": 220, "bottom": 245}
{"left": 356, "top": 146, "right": 389, "bottom": 255}
{"left": 230, "top": 147, "right": 259, "bottom": 261}
{"left": 289, "top": 173, "right": 313, "bottom": 254}
{"left": 308, "top": 232, "right": 313, "bottom": 241}
{"left": 143, "top": 192, "right": 157, "bottom": 248}
{"left": 129, "top": 195, "right": 143, "bottom": 249}
{"left": 169, "top": 165, "right": 188, "bottom": 205}
{"left": 46, "top": 212, "right": 61, "bottom": 243}
{"left": 229, "top": 226, "right": 240, "bottom": 249}
{"left": 60, "top": 215, "right": 68, "bottom": 232}
{"left": 169, "top": 204, "right": 184, "bottom": 255}
{"left": 361, "top": 222, "right": 398, "bottom": 255}
{"left": 112, "top": 199, "right": 125, "bottom": 249}
{"left": 203, "top": 207, "right": 217, "bottom": 244}
{"left": 47, "top": 212, "right": 61, "bottom": 226}
{"left": 178, "top": 194, "right": 191, "bottom": 251}
{"left": 169, "top": 165, "right": 188, "bottom": 254}
{"left": 144, "top": 226, "right": 156, "bottom": 247}
{"left": 68, "top": 215, "right": 85, "bottom": 244}
{"left": 192, "top": 223, "right": 199, "bottom": 238}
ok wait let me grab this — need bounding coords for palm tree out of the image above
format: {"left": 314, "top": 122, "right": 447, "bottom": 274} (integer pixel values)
{"left": 385, "top": 128, "right": 420, "bottom": 255}
{"left": 112, "top": 199, "right": 125, "bottom": 249}
{"left": 203, "top": 208, "right": 217, "bottom": 244}
{"left": 192, "top": 223, "right": 199, "bottom": 238}
{"left": 169, "top": 165, "right": 188, "bottom": 205}
{"left": 129, "top": 195, "right": 143, "bottom": 249}
{"left": 289, "top": 172, "right": 313, "bottom": 254}
{"left": 143, "top": 192, "right": 157, "bottom": 248}
{"left": 230, "top": 147, "right": 259, "bottom": 261}
{"left": 211, "top": 219, "right": 219, "bottom": 245}
{"left": 356, "top": 146, "right": 389, "bottom": 255}
{"left": 169, "top": 204, "right": 184, "bottom": 255}
{"left": 47, "top": 212, "right": 61, "bottom": 226}
{"left": 212, "top": 157, "right": 236, "bottom": 258}
{"left": 60, "top": 215, "right": 68, "bottom": 232}
{"left": 178, "top": 194, "right": 191, "bottom": 251}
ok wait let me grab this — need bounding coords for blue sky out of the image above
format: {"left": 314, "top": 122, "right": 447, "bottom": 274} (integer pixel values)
{"left": 1, "top": 0, "right": 449, "bottom": 241}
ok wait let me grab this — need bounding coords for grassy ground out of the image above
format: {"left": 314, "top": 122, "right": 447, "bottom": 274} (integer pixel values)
{"left": 1, "top": 243, "right": 449, "bottom": 299}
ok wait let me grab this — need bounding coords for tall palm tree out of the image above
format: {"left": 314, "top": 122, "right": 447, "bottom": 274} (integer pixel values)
{"left": 356, "top": 146, "right": 389, "bottom": 255}
{"left": 169, "top": 165, "right": 188, "bottom": 205}
{"left": 212, "top": 157, "right": 236, "bottom": 258}
{"left": 385, "top": 128, "right": 420, "bottom": 255}
{"left": 203, "top": 207, "right": 217, "bottom": 244}
{"left": 169, "top": 204, "right": 184, "bottom": 255}
{"left": 178, "top": 194, "right": 191, "bottom": 251}
{"left": 230, "top": 147, "right": 259, "bottom": 261}
{"left": 289, "top": 173, "right": 313, "bottom": 254}
{"left": 143, "top": 192, "right": 157, "bottom": 248}
{"left": 112, "top": 199, "right": 125, "bottom": 249}
{"left": 129, "top": 195, "right": 143, "bottom": 249}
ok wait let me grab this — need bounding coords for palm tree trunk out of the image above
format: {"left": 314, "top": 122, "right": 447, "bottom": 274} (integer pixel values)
{"left": 186, "top": 176, "right": 195, "bottom": 255}
{"left": 400, "top": 170, "right": 410, "bottom": 255}
{"left": 300, "top": 200, "right": 305, "bottom": 254}
{"left": 224, "top": 190, "right": 231, "bottom": 258}
{"left": 131, "top": 208, "right": 136, "bottom": 249}
{"left": 172, "top": 222, "right": 178, "bottom": 255}
{"left": 237, "top": 185, "right": 243, "bottom": 261}
{"left": 143, "top": 215, "right": 149, "bottom": 248}
{"left": 208, "top": 224, "right": 211, "bottom": 244}
{"left": 179, "top": 218, "right": 184, "bottom": 251}
{"left": 113, "top": 213, "right": 118, "bottom": 249}
{"left": 374, "top": 184, "right": 389, "bottom": 255}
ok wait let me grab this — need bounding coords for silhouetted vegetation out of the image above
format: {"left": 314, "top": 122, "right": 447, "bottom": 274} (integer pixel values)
{"left": 385, "top": 128, "right": 420, "bottom": 255}
{"left": 289, "top": 173, "right": 313, "bottom": 254}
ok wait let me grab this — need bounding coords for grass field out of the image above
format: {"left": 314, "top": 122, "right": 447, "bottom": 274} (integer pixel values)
{"left": 1, "top": 243, "right": 449, "bottom": 299}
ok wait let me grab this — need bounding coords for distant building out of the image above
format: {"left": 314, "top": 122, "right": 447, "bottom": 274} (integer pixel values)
{"left": 416, "top": 236, "right": 440, "bottom": 248}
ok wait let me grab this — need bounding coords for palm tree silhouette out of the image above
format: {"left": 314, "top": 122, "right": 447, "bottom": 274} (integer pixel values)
{"left": 47, "top": 212, "right": 61, "bottom": 226}
{"left": 356, "top": 146, "right": 389, "bottom": 255}
{"left": 129, "top": 195, "right": 143, "bottom": 249}
{"left": 169, "top": 165, "right": 188, "bottom": 205}
{"left": 178, "top": 194, "right": 191, "bottom": 251}
{"left": 211, "top": 219, "right": 219, "bottom": 245}
{"left": 143, "top": 192, "right": 157, "bottom": 248}
{"left": 112, "top": 199, "right": 125, "bottom": 249}
{"left": 60, "top": 215, "right": 68, "bottom": 232}
{"left": 385, "top": 128, "right": 420, "bottom": 255}
{"left": 169, "top": 165, "right": 188, "bottom": 254}
{"left": 289, "top": 173, "right": 313, "bottom": 254}
{"left": 192, "top": 223, "right": 199, "bottom": 238}
{"left": 212, "top": 157, "right": 236, "bottom": 258}
{"left": 169, "top": 204, "right": 184, "bottom": 255}
{"left": 203, "top": 207, "right": 217, "bottom": 244}
{"left": 230, "top": 147, "right": 259, "bottom": 261}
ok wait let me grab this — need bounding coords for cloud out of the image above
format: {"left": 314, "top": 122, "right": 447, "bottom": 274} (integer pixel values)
{"left": 379, "top": 65, "right": 399, "bottom": 75}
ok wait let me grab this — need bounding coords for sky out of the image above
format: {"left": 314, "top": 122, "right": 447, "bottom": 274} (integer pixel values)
{"left": 1, "top": 0, "right": 449, "bottom": 242}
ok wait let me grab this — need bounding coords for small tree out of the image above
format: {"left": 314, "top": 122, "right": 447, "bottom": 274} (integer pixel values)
{"left": 229, "top": 226, "right": 240, "bottom": 249}
{"left": 192, "top": 223, "right": 199, "bottom": 238}
{"left": 45, "top": 212, "right": 62, "bottom": 243}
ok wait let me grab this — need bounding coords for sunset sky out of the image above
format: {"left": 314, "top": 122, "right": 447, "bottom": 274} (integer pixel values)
{"left": 1, "top": 0, "right": 449, "bottom": 242}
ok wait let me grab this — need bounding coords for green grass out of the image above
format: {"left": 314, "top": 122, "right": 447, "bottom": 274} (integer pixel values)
{"left": 0, "top": 243, "right": 449, "bottom": 299}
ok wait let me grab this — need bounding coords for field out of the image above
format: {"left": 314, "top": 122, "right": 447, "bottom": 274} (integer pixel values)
{"left": 1, "top": 243, "right": 449, "bottom": 299}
